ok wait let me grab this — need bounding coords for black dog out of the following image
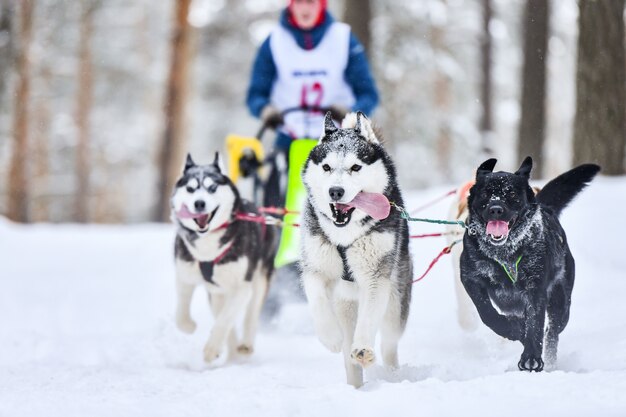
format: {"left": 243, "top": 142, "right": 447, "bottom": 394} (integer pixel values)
{"left": 460, "top": 157, "right": 599, "bottom": 372}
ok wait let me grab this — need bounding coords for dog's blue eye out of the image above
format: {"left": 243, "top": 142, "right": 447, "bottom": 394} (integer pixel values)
{"left": 323, "top": 164, "right": 331, "bottom": 172}
{"left": 351, "top": 164, "right": 362, "bottom": 172}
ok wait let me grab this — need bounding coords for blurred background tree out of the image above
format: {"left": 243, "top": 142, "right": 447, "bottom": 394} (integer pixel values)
{"left": 517, "top": 0, "right": 548, "bottom": 177}
{"left": 154, "top": 0, "right": 194, "bottom": 222}
{"left": 573, "top": 0, "right": 625, "bottom": 175}
{"left": 7, "top": 0, "right": 33, "bottom": 223}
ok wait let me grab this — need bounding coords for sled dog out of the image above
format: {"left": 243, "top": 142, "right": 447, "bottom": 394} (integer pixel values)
{"left": 460, "top": 157, "right": 599, "bottom": 371}
{"left": 300, "top": 112, "right": 413, "bottom": 387}
{"left": 171, "top": 153, "right": 278, "bottom": 363}
{"left": 447, "top": 181, "right": 541, "bottom": 331}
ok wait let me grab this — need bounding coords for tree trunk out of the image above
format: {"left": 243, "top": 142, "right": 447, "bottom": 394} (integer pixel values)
{"left": 7, "top": 0, "right": 34, "bottom": 223}
{"left": 480, "top": 0, "right": 493, "bottom": 154}
{"left": 342, "top": 0, "right": 371, "bottom": 58}
{"left": 75, "top": 1, "right": 97, "bottom": 223}
{"left": 431, "top": 2, "right": 452, "bottom": 179}
{"left": 517, "top": 0, "right": 549, "bottom": 176}
{"left": 32, "top": 67, "right": 52, "bottom": 222}
{"left": 0, "top": 0, "right": 15, "bottom": 106}
{"left": 573, "top": 0, "right": 626, "bottom": 175}
{"left": 154, "top": 0, "right": 193, "bottom": 222}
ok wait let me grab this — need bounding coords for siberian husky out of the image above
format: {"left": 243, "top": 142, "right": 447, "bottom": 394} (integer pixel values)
{"left": 300, "top": 112, "right": 413, "bottom": 387}
{"left": 460, "top": 157, "right": 599, "bottom": 371}
{"left": 171, "top": 153, "right": 278, "bottom": 363}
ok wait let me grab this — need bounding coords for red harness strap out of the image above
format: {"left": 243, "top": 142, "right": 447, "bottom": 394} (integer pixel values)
{"left": 199, "top": 240, "right": 235, "bottom": 286}
{"left": 258, "top": 207, "right": 300, "bottom": 216}
{"left": 412, "top": 240, "right": 462, "bottom": 284}
{"left": 235, "top": 212, "right": 268, "bottom": 237}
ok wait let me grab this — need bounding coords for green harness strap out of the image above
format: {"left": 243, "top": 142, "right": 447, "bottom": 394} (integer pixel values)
{"left": 498, "top": 255, "right": 523, "bottom": 284}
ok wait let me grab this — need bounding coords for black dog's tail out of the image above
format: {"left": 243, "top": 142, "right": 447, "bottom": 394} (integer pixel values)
{"left": 536, "top": 164, "right": 600, "bottom": 216}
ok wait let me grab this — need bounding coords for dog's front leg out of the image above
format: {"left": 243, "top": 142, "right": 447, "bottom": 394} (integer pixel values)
{"left": 462, "top": 278, "right": 523, "bottom": 341}
{"left": 302, "top": 271, "right": 342, "bottom": 353}
{"left": 203, "top": 285, "right": 253, "bottom": 363}
{"left": 518, "top": 291, "right": 547, "bottom": 372}
{"left": 349, "top": 236, "right": 395, "bottom": 368}
{"left": 351, "top": 275, "right": 391, "bottom": 368}
{"left": 175, "top": 273, "right": 197, "bottom": 334}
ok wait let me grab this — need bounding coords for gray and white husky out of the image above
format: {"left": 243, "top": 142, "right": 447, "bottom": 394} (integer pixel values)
{"left": 171, "top": 153, "right": 278, "bottom": 363}
{"left": 300, "top": 112, "right": 413, "bottom": 387}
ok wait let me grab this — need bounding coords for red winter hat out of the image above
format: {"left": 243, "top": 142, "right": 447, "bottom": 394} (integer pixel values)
{"left": 288, "top": 0, "right": 327, "bottom": 9}
{"left": 288, "top": 0, "right": 327, "bottom": 28}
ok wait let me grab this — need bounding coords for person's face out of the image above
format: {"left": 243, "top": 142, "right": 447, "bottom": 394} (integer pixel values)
{"left": 291, "top": 0, "right": 322, "bottom": 30}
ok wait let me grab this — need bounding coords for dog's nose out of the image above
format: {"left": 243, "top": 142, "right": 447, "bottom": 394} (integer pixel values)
{"left": 489, "top": 205, "right": 504, "bottom": 217}
{"left": 329, "top": 187, "right": 345, "bottom": 201}
{"left": 194, "top": 200, "right": 206, "bottom": 211}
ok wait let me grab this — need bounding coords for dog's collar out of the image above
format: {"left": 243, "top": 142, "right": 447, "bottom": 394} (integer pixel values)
{"left": 212, "top": 221, "right": 230, "bottom": 232}
{"left": 497, "top": 254, "right": 523, "bottom": 284}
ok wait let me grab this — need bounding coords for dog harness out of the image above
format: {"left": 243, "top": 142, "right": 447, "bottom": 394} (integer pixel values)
{"left": 498, "top": 254, "right": 523, "bottom": 284}
{"left": 336, "top": 246, "right": 355, "bottom": 282}
{"left": 199, "top": 241, "right": 234, "bottom": 286}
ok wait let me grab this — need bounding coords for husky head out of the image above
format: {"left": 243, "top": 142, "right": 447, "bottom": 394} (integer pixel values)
{"left": 171, "top": 152, "right": 239, "bottom": 234}
{"left": 467, "top": 157, "right": 536, "bottom": 246}
{"left": 302, "top": 112, "right": 391, "bottom": 229}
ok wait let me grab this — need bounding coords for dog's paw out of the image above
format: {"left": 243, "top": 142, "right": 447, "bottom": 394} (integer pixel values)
{"left": 203, "top": 343, "right": 221, "bottom": 363}
{"left": 175, "top": 317, "right": 197, "bottom": 334}
{"left": 351, "top": 346, "right": 376, "bottom": 368}
{"left": 236, "top": 344, "right": 254, "bottom": 355}
{"left": 315, "top": 321, "right": 343, "bottom": 353}
{"left": 518, "top": 354, "right": 544, "bottom": 372}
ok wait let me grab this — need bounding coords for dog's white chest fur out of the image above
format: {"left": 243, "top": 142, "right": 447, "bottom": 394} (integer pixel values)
{"left": 182, "top": 232, "right": 226, "bottom": 262}
{"left": 178, "top": 233, "right": 249, "bottom": 292}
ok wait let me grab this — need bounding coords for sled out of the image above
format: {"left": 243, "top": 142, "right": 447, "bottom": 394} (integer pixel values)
{"left": 225, "top": 107, "right": 335, "bottom": 269}
{"left": 225, "top": 134, "right": 265, "bottom": 184}
{"left": 274, "top": 138, "right": 318, "bottom": 268}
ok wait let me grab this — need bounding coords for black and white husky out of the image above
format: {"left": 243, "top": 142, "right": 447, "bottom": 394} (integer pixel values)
{"left": 171, "top": 153, "right": 278, "bottom": 363}
{"left": 300, "top": 112, "right": 413, "bottom": 387}
{"left": 460, "top": 157, "right": 599, "bottom": 371}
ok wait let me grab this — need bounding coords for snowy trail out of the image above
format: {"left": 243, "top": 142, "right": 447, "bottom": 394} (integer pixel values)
{"left": 1, "top": 179, "right": 625, "bottom": 416}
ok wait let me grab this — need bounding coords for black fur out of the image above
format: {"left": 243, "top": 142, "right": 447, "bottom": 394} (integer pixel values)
{"left": 460, "top": 157, "right": 599, "bottom": 371}
{"left": 536, "top": 164, "right": 600, "bottom": 217}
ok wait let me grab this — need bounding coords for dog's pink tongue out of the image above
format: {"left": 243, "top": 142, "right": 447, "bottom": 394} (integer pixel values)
{"left": 176, "top": 204, "right": 200, "bottom": 219}
{"left": 348, "top": 192, "right": 390, "bottom": 220}
{"left": 486, "top": 220, "right": 509, "bottom": 236}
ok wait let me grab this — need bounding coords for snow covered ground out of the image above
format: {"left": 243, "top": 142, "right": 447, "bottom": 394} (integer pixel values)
{"left": 1, "top": 177, "right": 626, "bottom": 417}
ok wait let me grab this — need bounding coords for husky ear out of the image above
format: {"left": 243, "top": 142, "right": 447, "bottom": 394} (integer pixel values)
{"left": 354, "top": 111, "right": 363, "bottom": 134}
{"left": 515, "top": 156, "right": 533, "bottom": 178}
{"left": 322, "top": 111, "right": 337, "bottom": 140}
{"left": 184, "top": 153, "right": 195, "bottom": 172}
{"left": 476, "top": 158, "right": 497, "bottom": 178}
{"left": 212, "top": 151, "right": 222, "bottom": 173}
{"left": 355, "top": 111, "right": 379, "bottom": 144}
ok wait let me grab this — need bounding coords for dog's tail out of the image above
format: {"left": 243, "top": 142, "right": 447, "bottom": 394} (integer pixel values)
{"left": 536, "top": 164, "right": 600, "bottom": 216}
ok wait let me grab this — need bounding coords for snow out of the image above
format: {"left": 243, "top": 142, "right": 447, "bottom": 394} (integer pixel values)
{"left": 2, "top": 177, "right": 626, "bottom": 416}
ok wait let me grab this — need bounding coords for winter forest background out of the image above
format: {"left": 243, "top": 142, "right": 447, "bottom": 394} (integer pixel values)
{"left": 0, "top": 0, "right": 624, "bottom": 223}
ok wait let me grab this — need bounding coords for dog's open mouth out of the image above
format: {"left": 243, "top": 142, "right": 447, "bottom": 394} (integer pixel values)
{"left": 330, "top": 203, "right": 356, "bottom": 227}
{"left": 328, "top": 191, "right": 390, "bottom": 227}
{"left": 193, "top": 214, "right": 210, "bottom": 230}
{"left": 177, "top": 205, "right": 219, "bottom": 233}
{"left": 486, "top": 220, "right": 511, "bottom": 243}
{"left": 194, "top": 206, "right": 219, "bottom": 232}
